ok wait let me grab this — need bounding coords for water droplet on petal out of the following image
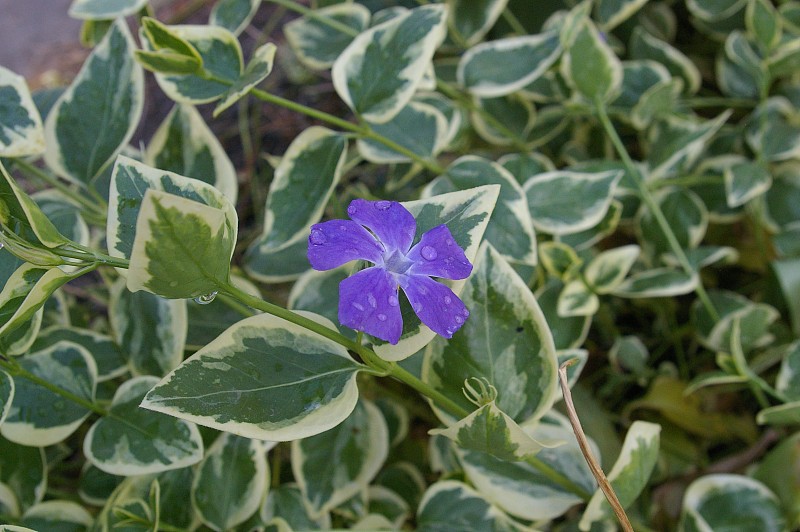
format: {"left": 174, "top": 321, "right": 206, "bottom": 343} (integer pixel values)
{"left": 454, "top": 315, "right": 464, "bottom": 324}
{"left": 444, "top": 296, "right": 452, "bottom": 305}
{"left": 445, "top": 238, "right": 453, "bottom": 246}
{"left": 368, "top": 293, "right": 377, "bottom": 308}
{"left": 388, "top": 295, "right": 399, "bottom": 306}
{"left": 377, "top": 313, "right": 387, "bottom": 321}
{"left": 339, "top": 224, "right": 348, "bottom": 232}
{"left": 462, "top": 308, "right": 470, "bottom": 317}
{"left": 194, "top": 291, "right": 218, "bottom": 305}
{"left": 421, "top": 246, "right": 438, "bottom": 261}
{"left": 414, "top": 304, "right": 423, "bottom": 313}
{"left": 418, "top": 284, "right": 429, "bottom": 295}
{"left": 375, "top": 200, "right": 391, "bottom": 210}
{"left": 347, "top": 205, "right": 357, "bottom": 216}
{"left": 352, "top": 302, "right": 365, "bottom": 311}
{"left": 309, "top": 229, "right": 326, "bottom": 245}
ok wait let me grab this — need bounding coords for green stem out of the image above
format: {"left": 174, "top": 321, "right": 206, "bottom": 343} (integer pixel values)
{"left": 684, "top": 96, "right": 757, "bottom": 109}
{"left": 594, "top": 99, "right": 720, "bottom": 322}
{"left": 57, "top": 244, "right": 131, "bottom": 269}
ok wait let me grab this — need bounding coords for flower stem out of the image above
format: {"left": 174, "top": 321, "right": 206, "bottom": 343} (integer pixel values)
{"left": 594, "top": 99, "right": 719, "bottom": 322}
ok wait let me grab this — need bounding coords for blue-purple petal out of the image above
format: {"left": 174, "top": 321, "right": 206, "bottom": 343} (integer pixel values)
{"left": 346, "top": 199, "right": 416, "bottom": 254}
{"left": 339, "top": 267, "right": 403, "bottom": 344}
{"left": 308, "top": 219, "right": 384, "bottom": 271}
{"left": 407, "top": 225, "right": 472, "bottom": 280}
{"left": 400, "top": 275, "right": 469, "bottom": 339}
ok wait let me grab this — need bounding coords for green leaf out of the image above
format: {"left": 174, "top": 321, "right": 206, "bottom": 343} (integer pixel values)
{"left": 423, "top": 244, "right": 559, "bottom": 425}
{"left": 242, "top": 235, "right": 312, "bottom": 284}
{"left": 448, "top": 0, "right": 509, "bottom": 46}
{"left": 289, "top": 267, "right": 353, "bottom": 340}
{"left": 539, "top": 241, "right": 582, "bottom": 279}
{"left": 356, "top": 100, "right": 448, "bottom": 163}
{"left": 691, "top": 290, "right": 779, "bottom": 352}
{"left": 561, "top": 19, "right": 622, "bottom": 102}
{"left": 69, "top": 0, "right": 148, "bottom": 19}
{"left": 332, "top": 4, "right": 448, "bottom": 123}
{"left": 746, "top": 98, "right": 800, "bottom": 162}
{"left": 32, "top": 191, "right": 89, "bottom": 247}
{"left": 584, "top": 245, "right": 640, "bottom": 294}
{"left": 536, "top": 278, "right": 592, "bottom": 350}
{"left": 373, "top": 185, "right": 499, "bottom": 362}
{"left": 0, "top": 436, "right": 46, "bottom": 510}
{"left": 687, "top": 0, "right": 747, "bottom": 21}
{"left": 612, "top": 268, "right": 698, "bottom": 298}
{"left": 557, "top": 279, "right": 599, "bottom": 317}
{"left": 430, "top": 402, "right": 554, "bottom": 461}
{"left": 458, "top": 31, "right": 561, "bottom": 98}
{"left": 724, "top": 159, "right": 771, "bottom": 207}
{"left": 646, "top": 112, "right": 731, "bottom": 180}
{"left": 595, "top": 0, "right": 648, "bottom": 30}
{"left": 423, "top": 156, "right": 537, "bottom": 265}
{"left": 580, "top": 421, "right": 661, "bottom": 528}
{"left": 146, "top": 104, "right": 238, "bottom": 203}
{"left": 18, "top": 500, "right": 93, "bottom": 531}
{"left": 471, "top": 94, "right": 534, "bottom": 146}
{"left": 214, "top": 42, "right": 277, "bottom": 116}
{"left": 260, "top": 484, "right": 331, "bottom": 530}
{"left": 292, "top": 398, "right": 388, "bottom": 515}
{"left": 107, "top": 156, "right": 237, "bottom": 264}
{"left": 78, "top": 464, "right": 124, "bottom": 507}
{"left": 611, "top": 60, "right": 671, "bottom": 110}
{"left": 141, "top": 312, "right": 365, "bottom": 441}
{"left": 629, "top": 27, "right": 701, "bottom": 94}
{"left": 43, "top": 19, "right": 144, "bottom": 184}
{"left": 0, "top": 371, "right": 13, "bottom": 427}
{"left": 756, "top": 401, "right": 800, "bottom": 425}
{"left": 680, "top": 474, "right": 785, "bottom": 531}
{"left": 0, "top": 66, "right": 45, "bottom": 157}
{"left": 285, "top": 3, "right": 370, "bottom": 70}
{"left": 524, "top": 169, "right": 623, "bottom": 235}
{"left": 210, "top": 0, "right": 260, "bottom": 36}
{"left": 772, "top": 258, "right": 800, "bottom": 336}
{"left": 84, "top": 376, "right": 203, "bottom": 475}
{"left": 638, "top": 187, "right": 708, "bottom": 255}
{"left": 753, "top": 432, "right": 800, "bottom": 527}
{"left": 127, "top": 189, "right": 235, "bottom": 299}
{"left": 367, "top": 485, "right": 410, "bottom": 529}
{"left": 416, "top": 480, "right": 517, "bottom": 532}
{"left": 134, "top": 49, "right": 203, "bottom": 75}
{"left": 0, "top": 341, "right": 96, "bottom": 446}
{"left": 192, "top": 433, "right": 268, "bottom": 530}
{"left": 109, "top": 278, "right": 187, "bottom": 377}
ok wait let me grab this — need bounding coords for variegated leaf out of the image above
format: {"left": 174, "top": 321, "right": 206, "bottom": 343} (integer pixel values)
{"left": 210, "top": 0, "right": 260, "bottom": 36}
{"left": 192, "top": 433, "right": 268, "bottom": 530}
{"left": 332, "top": 4, "right": 448, "bottom": 123}
{"left": 356, "top": 100, "right": 448, "bottom": 163}
{"left": 680, "top": 475, "right": 785, "bottom": 531}
{"left": 629, "top": 27, "right": 701, "bottom": 94}
{"left": 127, "top": 189, "right": 235, "bottom": 299}
{"left": 69, "top": 0, "right": 148, "bottom": 19}
{"left": 536, "top": 278, "right": 592, "bottom": 350}
{"left": 17, "top": 501, "right": 93, "bottom": 531}
{"left": 584, "top": 245, "right": 640, "bottom": 294}
{"left": 288, "top": 267, "right": 353, "bottom": 339}
{"left": 612, "top": 268, "right": 698, "bottom": 298}
{"left": 141, "top": 312, "right": 365, "bottom": 441}
{"left": 285, "top": 3, "right": 370, "bottom": 70}
{"left": 292, "top": 399, "right": 388, "bottom": 516}
{"left": 557, "top": 279, "right": 599, "bottom": 317}
{"left": 423, "top": 244, "right": 559, "bottom": 425}
{"left": 776, "top": 342, "right": 800, "bottom": 400}
{"left": 458, "top": 31, "right": 561, "bottom": 98}
{"left": 691, "top": 290, "right": 779, "bottom": 352}
{"left": 31, "top": 326, "right": 127, "bottom": 382}
{"left": 447, "top": 0, "right": 508, "bottom": 46}
{"left": 32, "top": 190, "right": 89, "bottom": 247}
{"left": 146, "top": 104, "right": 238, "bottom": 203}
{"left": 416, "top": 480, "right": 517, "bottom": 532}
{"left": 84, "top": 376, "right": 203, "bottom": 475}
{"left": 0, "top": 66, "right": 44, "bottom": 157}
{"left": 0, "top": 436, "right": 46, "bottom": 511}
{"left": 561, "top": 19, "right": 622, "bottom": 102}
{"left": 595, "top": 0, "right": 648, "bottom": 29}
{"left": 646, "top": 112, "right": 731, "bottom": 180}
{"left": 215, "top": 42, "right": 277, "bottom": 117}
{"left": 44, "top": 19, "right": 143, "bottom": 184}
{"left": 470, "top": 94, "right": 534, "bottom": 146}
{"left": 373, "top": 185, "right": 499, "bottom": 362}
{"left": 423, "top": 156, "right": 537, "bottom": 265}
{"left": 260, "top": 484, "right": 332, "bottom": 530}
{"left": 724, "top": 160, "right": 771, "bottom": 207}
{"left": 0, "top": 341, "right": 96, "bottom": 446}
{"left": 0, "top": 371, "right": 13, "bottom": 427}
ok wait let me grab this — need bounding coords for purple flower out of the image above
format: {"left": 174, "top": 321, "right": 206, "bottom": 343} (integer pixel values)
{"left": 307, "top": 199, "right": 472, "bottom": 344}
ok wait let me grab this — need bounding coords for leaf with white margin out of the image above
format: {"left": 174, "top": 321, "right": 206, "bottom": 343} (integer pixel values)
{"left": 214, "top": 42, "right": 277, "bottom": 116}
{"left": 210, "top": 0, "right": 260, "bottom": 36}
{"left": 292, "top": 398, "right": 388, "bottom": 515}
{"left": 663, "top": 246, "right": 738, "bottom": 272}
{"left": 332, "top": 4, "right": 448, "bottom": 124}
{"left": 84, "top": 376, "right": 203, "bottom": 475}
{"left": 0, "top": 527, "right": 34, "bottom": 532}
{"left": 585, "top": 245, "right": 640, "bottom": 294}
{"left": 629, "top": 27, "right": 701, "bottom": 94}
{"left": 127, "top": 189, "right": 235, "bottom": 299}
{"left": 680, "top": 474, "right": 785, "bottom": 532}
{"left": 448, "top": 0, "right": 508, "bottom": 46}
{"left": 610, "top": 60, "right": 670, "bottom": 110}
{"left": 691, "top": 290, "right": 779, "bottom": 352}
{"left": 524, "top": 169, "right": 623, "bottom": 235}
{"left": 285, "top": 3, "right": 370, "bottom": 70}
{"left": 687, "top": 0, "right": 746, "bottom": 21}
{"left": 44, "top": 19, "right": 143, "bottom": 184}
{"left": 557, "top": 279, "right": 599, "bottom": 317}
{"left": 457, "top": 31, "right": 561, "bottom": 98}
{"left": 145, "top": 25, "right": 243, "bottom": 104}
{"left": 423, "top": 244, "right": 559, "bottom": 425}
{"left": 458, "top": 421, "right": 598, "bottom": 521}
{"left": 18, "top": 500, "right": 93, "bottom": 531}
{"left": 0, "top": 66, "right": 44, "bottom": 157}
{"left": 192, "top": 433, "right": 269, "bottom": 531}
{"left": 0, "top": 484, "right": 18, "bottom": 520}
{"left": 430, "top": 401, "right": 557, "bottom": 462}
{"left": 725, "top": 160, "right": 771, "bottom": 207}
{"left": 69, "top": 0, "right": 148, "bottom": 19}
{"left": 595, "top": 0, "right": 648, "bottom": 30}
{"left": 368, "top": 484, "right": 409, "bottom": 528}
{"left": 415, "top": 92, "right": 464, "bottom": 151}
{"left": 0, "top": 436, "right": 46, "bottom": 511}
{"left": 288, "top": 266, "right": 353, "bottom": 339}
{"left": 775, "top": 341, "right": 800, "bottom": 400}
{"left": 260, "top": 484, "right": 332, "bottom": 530}
{"left": 0, "top": 341, "right": 96, "bottom": 447}
{"left": 32, "top": 190, "right": 89, "bottom": 247}
{"left": 537, "top": 278, "right": 592, "bottom": 350}
{"left": 416, "top": 480, "right": 517, "bottom": 532}
{"left": 612, "top": 268, "right": 698, "bottom": 298}
{"left": 579, "top": 421, "right": 661, "bottom": 530}
{"left": 646, "top": 112, "right": 731, "bottom": 180}
{"left": 109, "top": 278, "right": 187, "bottom": 377}
{"left": 373, "top": 185, "right": 499, "bottom": 362}
{"left": 557, "top": 349, "right": 589, "bottom": 389}
{"left": 356, "top": 100, "right": 448, "bottom": 163}
{"left": 141, "top": 311, "right": 365, "bottom": 441}
{"left": 423, "top": 156, "right": 537, "bottom": 265}
{"left": 146, "top": 104, "right": 238, "bottom": 203}
{"left": 107, "top": 156, "right": 237, "bottom": 264}
{"left": 757, "top": 401, "right": 800, "bottom": 425}
{"left": 471, "top": 94, "right": 534, "bottom": 146}
{"left": 561, "top": 19, "right": 622, "bottom": 103}
{"left": 243, "top": 233, "right": 312, "bottom": 283}
{"left": 0, "top": 371, "right": 13, "bottom": 427}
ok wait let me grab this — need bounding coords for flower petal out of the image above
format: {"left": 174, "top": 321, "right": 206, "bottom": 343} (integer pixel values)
{"left": 347, "top": 199, "right": 416, "bottom": 254}
{"left": 407, "top": 225, "right": 472, "bottom": 280}
{"left": 308, "top": 219, "right": 384, "bottom": 270}
{"left": 401, "top": 275, "right": 469, "bottom": 339}
{"left": 339, "top": 267, "right": 403, "bottom": 344}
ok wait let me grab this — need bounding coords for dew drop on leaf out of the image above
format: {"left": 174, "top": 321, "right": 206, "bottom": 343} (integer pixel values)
{"left": 194, "top": 291, "right": 218, "bottom": 305}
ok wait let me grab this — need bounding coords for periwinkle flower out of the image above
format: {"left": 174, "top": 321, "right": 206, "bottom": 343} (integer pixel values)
{"left": 307, "top": 199, "right": 472, "bottom": 344}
